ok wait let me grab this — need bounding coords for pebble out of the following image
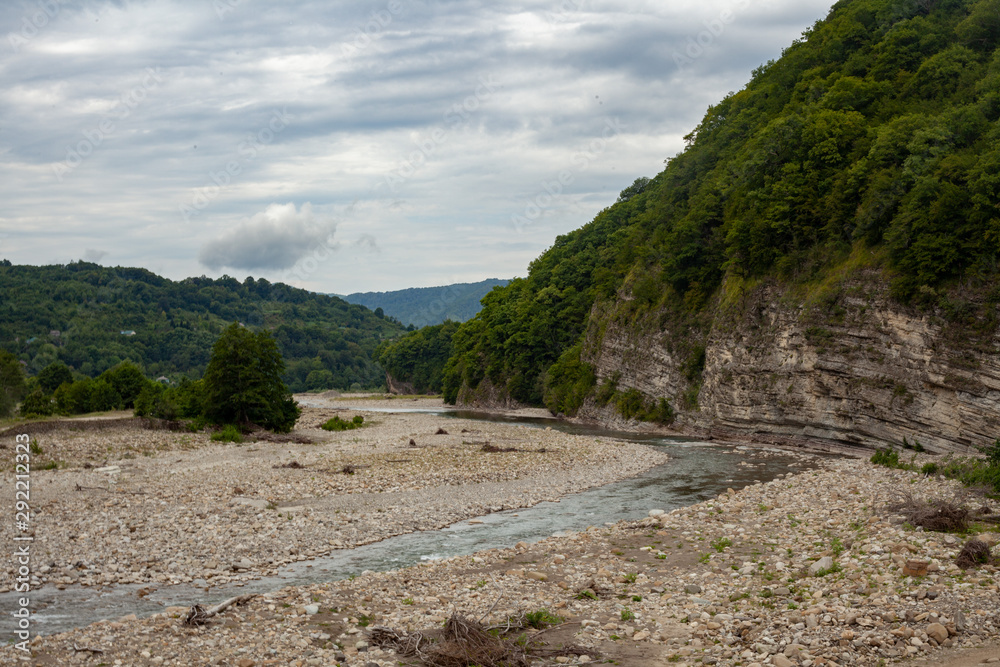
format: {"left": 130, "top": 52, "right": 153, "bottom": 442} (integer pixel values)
{"left": 0, "top": 407, "right": 667, "bottom": 593}
{"left": 10, "top": 426, "right": 1000, "bottom": 667}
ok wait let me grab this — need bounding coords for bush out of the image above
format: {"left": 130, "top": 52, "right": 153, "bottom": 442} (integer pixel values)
{"left": 0, "top": 350, "right": 28, "bottom": 418}
{"left": 523, "top": 609, "right": 562, "bottom": 629}
{"left": 18, "top": 389, "right": 53, "bottom": 417}
{"left": 977, "top": 438, "right": 1000, "bottom": 468}
{"left": 321, "top": 415, "right": 364, "bottom": 431}
{"left": 211, "top": 424, "right": 244, "bottom": 443}
{"left": 921, "top": 462, "right": 939, "bottom": 475}
{"left": 937, "top": 455, "right": 1000, "bottom": 496}
{"left": 871, "top": 446, "right": 901, "bottom": 468}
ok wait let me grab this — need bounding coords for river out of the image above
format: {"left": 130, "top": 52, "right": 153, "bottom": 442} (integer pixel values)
{"left": 1, "top": 407, "right": 829, "bottom": 637}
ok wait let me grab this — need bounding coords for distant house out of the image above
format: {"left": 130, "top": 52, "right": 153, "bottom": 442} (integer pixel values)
{"left": 49, "top": 330, "right": 60, "bottom": 338}
{"left": 120, "top": 330, "right": 136, "bottom": 336}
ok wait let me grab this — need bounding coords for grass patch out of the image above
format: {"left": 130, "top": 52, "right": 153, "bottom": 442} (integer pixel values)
{"left": 210, "top": 424, "right": 244, "bottom": 443}
{"left": 711, "top": 537, "right": 733, "bottom": 552}
{"left": 523, "top": 609, "right": 562, "bottom": 629}
{"left": 320, "top": 415, "right": 365, "bottom": 431}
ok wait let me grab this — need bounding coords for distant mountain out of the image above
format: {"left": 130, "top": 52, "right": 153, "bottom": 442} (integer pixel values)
{"left": 341, "top": 279, "right": 510, "bottom": 327}
{"left": 0, "top": 261, "right": 406, "bottom": 392}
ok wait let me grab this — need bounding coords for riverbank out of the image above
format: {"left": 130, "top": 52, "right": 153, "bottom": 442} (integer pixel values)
{"left": 8, "top": 451, "right": 999, "bottom": 666}
{"left": 0, "top": 406, "right": 666, "bottom": 596}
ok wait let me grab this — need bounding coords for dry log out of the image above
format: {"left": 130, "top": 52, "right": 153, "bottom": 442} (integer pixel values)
{"left": 183, "top": 594, "right": 255, "bottom": 625}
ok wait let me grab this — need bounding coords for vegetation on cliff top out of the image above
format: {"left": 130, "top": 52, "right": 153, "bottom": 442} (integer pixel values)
{"left": 432, "top": 0, "right": 1000, "bottom": 413}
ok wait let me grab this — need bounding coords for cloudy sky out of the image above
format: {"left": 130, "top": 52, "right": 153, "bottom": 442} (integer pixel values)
{"left": 0, "top": 0, "right": 835, "bottom": 294}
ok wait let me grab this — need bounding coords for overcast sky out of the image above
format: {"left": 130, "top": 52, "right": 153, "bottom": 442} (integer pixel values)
{"left": 0, "top": 0, "right": 835, "bottom": 293}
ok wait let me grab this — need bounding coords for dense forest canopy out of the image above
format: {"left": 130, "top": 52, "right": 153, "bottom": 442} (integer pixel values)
{"left": 0, "top": 261, "right": 406, "bottom": 392}
{"left": 375, "top": 321, "right": 460, "bottom": 394}
{"left": 436, "top": 0, "right": 1000, "bottom": 412}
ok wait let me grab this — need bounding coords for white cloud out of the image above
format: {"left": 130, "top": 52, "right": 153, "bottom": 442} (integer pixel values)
{"left": 198, "top": 202, "right": 336, "bottom": 271}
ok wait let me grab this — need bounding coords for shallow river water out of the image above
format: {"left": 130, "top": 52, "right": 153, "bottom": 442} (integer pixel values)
{"left": 2, "top": 409, "right": 829, "bottom": 636}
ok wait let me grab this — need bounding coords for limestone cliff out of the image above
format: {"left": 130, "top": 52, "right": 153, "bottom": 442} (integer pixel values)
{"left": 578, "top": 270, "right": 1000, "bottom": 454}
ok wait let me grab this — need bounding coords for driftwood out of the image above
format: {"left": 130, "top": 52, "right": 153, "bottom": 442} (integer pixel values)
{"left": 369, "top": 612, "right": 593, "bottom": 667}
{"left": 183, "top": 594, "right": 255, "bottom": 626}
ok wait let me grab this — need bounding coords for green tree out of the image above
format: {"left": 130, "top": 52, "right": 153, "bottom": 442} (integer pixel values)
{"left": 99, "top": 362, "right": 149, "bottom": 409}
{"left": 202, "top": 323, "right": 300, "bottom": 432}
{"left": 0, "top": 350, "right": 27, "bottom": 418}
{"left": 37, "top": 362, "right": 73, "bottom": 394}
{"left": 18, "top": 390, "right": 53, "bottom": 417}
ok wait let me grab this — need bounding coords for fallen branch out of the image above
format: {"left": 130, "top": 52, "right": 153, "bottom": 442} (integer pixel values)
{"left": 478, "top": 573, "right": 504, "bottom": 624}
{"left": 183, "top": 594, "right": 256, "bottom": 626}
{"left": 481, "top": 443, "right": 519, "bottom": 453}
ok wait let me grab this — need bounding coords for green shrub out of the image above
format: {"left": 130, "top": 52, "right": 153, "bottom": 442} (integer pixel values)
{"left": 711, "top": 537, "right": 733, "bottom": 552}
{"left": 523, "top": 609, "right": 562, "bottom": 629}
{"left": 921, "top": 462, "right": 939, "bottom": 475}
{"left": 211, "top": 424, "right": 244, "bottom": 443}
{"left": 937, "top": 455, "right": 1000, "bottom": 496}
{"left": 871, "top": 446, "right": 900, "bottom": 468}
{"left": 977, "top": 438, "right": 1000, "bottom": 468}
{"left": 321, "top": 415, "right": 365, "bottom": 431}
{"left": 18, "top": 389, "right": 54, "bottom": 417}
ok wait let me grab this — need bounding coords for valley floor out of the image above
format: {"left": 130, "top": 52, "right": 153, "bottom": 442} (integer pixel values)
{"left": 2, "top": 401, "right": 999, "bottom": 666}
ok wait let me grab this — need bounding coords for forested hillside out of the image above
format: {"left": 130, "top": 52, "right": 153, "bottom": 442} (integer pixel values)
{"left": 0, "top": 261, "right": 405, "bottom": 391}
{"left": 342, "top": 279, "right": 510, "bottom": 327}
{"left": 440, "top": 0, "right": 1000, "bottom": 425}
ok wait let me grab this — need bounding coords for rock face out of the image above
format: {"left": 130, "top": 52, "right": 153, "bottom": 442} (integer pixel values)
{"left": 384, "top": 372, "right": 416, "bottom": 395}
{"left": 579, "top": 269, "right": 1000, "bottom": 453}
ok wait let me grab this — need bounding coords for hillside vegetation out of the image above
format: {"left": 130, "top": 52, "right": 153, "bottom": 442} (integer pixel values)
{"left": 342, "top": 279, "right": 510, "bottom": 327}
{"left": 0, "top": 261, "right": 405, "bottom": 392}
{"left": 437, "top": 0, "right": 1000, "bottom": 413}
